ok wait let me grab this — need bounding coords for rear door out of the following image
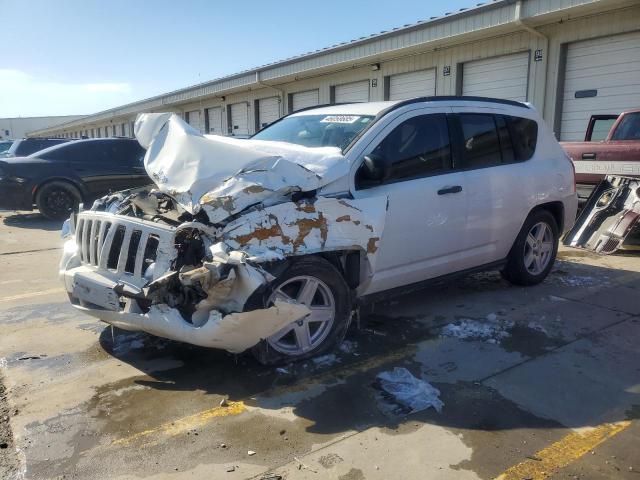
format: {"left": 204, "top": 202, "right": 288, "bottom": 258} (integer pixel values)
{"left": 449, "top": 109, "right": 531, "bottom": 267}
{"left": 352, "top": 107, "right": 468, "bottom": 294}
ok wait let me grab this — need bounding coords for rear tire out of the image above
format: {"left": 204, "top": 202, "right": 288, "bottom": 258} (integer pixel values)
{"left": 35, "top": 181, "right": 81, "bottom": 220}
{"left": 501, "top": 209, "right": 559, "bottom": 286}
{"left": 250, "top": 257, "right": 352, "bottom": 366}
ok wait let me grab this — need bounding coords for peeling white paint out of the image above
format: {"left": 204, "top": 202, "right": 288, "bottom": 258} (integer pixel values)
{"left": 221, "top": 196, "right": 387, "bottom": 274}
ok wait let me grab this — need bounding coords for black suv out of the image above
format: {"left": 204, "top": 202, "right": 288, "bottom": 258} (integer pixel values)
{"left": 0, "top": 138, "right": 150, "bottom": 219}
{"left": 0, "top": 137, "right": 71, "bottom": 158}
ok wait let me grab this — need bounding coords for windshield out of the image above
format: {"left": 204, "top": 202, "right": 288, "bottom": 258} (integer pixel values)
{"left": 252, "top": 114, "right": 374, "bottom": 149}
{"left": 0, "top": 141, "right": 12, "bottom": 154}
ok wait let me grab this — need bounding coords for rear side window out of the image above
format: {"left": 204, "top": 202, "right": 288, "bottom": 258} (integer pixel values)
{"left": 458, "top": 114, "right": 502, "bottom": 169}
{"left": 13, "top": 139, "right": 66, "bottom": 156}
{"left": 504, "top": 115, "right": 537, "bottom": 161}
{"left": 456, "top": 113, "right": 537, "bottom": 169}
{"left": 611, "top": 113, "right": 640, "bottom": 141}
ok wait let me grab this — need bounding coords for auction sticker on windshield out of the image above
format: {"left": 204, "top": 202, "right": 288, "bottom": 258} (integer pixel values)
{"left": 320, "top": 115, "right": 362, "bottom": 124}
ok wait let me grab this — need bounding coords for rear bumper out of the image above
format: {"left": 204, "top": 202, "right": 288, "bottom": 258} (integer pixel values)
{"left": 0, "top": 182, "right": 32, "bottom": 210}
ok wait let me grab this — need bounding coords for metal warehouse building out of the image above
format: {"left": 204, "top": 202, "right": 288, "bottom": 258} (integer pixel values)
{"left": 30, "top": 0, "right": 640, "bottom": 142}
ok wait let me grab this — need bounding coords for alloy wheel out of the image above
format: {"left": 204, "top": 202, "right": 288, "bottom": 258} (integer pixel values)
{"left": 524, "top": 221, "right": 553, "bottom": 275}
{"left": 266, "top": 275, "right": 336, "bottom": 355}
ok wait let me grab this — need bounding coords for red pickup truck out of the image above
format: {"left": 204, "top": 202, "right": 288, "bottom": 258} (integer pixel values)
{"left": 561, "top": 109, "right": 640, "bottom": 203}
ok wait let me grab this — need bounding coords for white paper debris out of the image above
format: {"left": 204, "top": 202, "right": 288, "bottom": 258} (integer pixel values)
{"left": 377, "top": 367, "right": 443, "bottom": 413}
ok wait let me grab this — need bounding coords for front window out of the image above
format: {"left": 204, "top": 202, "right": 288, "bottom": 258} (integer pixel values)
{"left": 252, "top": 114, "right": 374, "bottom": 149}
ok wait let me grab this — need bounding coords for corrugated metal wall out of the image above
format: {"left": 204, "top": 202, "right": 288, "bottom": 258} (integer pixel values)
{"left": 39, "top": 2, "right": 640, "bottom": 140}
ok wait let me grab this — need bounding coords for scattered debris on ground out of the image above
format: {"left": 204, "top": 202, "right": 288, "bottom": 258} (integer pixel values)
{"left": 376, "top": 367, "right": 444, "bottom": 414}
{"left": 439, "top": 313, "right": 514, "bottom": 343}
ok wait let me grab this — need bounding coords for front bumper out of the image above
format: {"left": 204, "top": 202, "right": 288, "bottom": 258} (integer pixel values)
{"left": 60, "top": 211, "right": 309, "bottom": 353}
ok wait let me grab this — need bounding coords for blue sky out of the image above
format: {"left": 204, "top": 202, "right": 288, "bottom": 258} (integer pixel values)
{"left": 0, "top": 0, "right": 475, "bottom": 117}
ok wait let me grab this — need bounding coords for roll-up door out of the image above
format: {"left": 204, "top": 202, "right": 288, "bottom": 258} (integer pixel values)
{"left": 387, "top": 69, "right": 436, "bottom": 100}
{"left": 206, "top": 107, "right": 223, "bottom": 135}
{"left": 461, "top": 52, "right": 529, "bottom": 102}
{"left": 334, "top": 80, "right": 370, "bottom": 103}
{"left": 560, "top": 31, "right": 640, "bottom": 141}
{"left": 291, "top": 89, "right": 319, "bottom": 112}
{"left": 185, "top": 110, "right": 203, "bottom": 132}
{"left": 257, "top": 97, "right": 280, "bottom": 130}
{"left": 230, "top": 102, "right": 249, "bottom": 136}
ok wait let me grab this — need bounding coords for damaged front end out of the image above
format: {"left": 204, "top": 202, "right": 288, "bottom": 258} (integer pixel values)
{"left": 563, "top": 175, "right": 640, "bottom": 254}
{"left": 59, "top": 113, "right": 386, "bottom": 353}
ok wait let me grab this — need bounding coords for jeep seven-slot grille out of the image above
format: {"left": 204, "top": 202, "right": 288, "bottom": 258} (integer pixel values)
{"left": 75, "top": 214, "right": 167, "bottom": 279}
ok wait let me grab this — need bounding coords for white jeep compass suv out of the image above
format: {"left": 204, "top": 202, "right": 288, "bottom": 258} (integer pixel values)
{"left": 60, "top": 96, "right": 578, "bottom": 364}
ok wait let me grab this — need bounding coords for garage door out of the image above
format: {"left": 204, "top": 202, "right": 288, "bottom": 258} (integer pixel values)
{"left": 291, "top": 89, "right": 319, "bottom": 112}
{"left": 230, "top": 102, "right": 249, "bottom": 136}
{"left": 257, "top": 97, "right": 280, "bottom": 130}
{"left": 185, "top": 110, "right": 203, "bottom": 132}
{"left": 388, "top": 69, "right": 436, "bottom": 101}
{"left": 334, "top": 80, "right": 370, "bottom": 103}
{"left": 462, "top": 52, "right": 529, "bottom": 102}
{"left": 560, "top": 31, "right": 640, "bottom": 141}
{"left": 206, "top": 107, "right": 223, "bottom": 135}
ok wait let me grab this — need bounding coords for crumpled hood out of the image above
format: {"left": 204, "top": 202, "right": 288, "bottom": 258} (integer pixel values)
{"left": 134, "top": 113, "right": 349, "bottom": 220}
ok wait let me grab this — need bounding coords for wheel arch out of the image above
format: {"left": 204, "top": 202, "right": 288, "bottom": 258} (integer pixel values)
{"left": 530, "top": 201, "right": 565, "bottom": 232}
{"left": 32, "top": 177, "right": 87, "bottom": 203}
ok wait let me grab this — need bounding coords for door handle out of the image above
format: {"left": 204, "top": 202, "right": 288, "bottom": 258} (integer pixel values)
{"left": 582, "top": 153, "right": 596, "bottom": 160}
{"left": 437, "top": 185, "right": 462, "bottom": 195}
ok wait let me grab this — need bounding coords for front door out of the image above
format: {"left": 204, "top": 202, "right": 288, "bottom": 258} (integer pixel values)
{"left": 352, "top": 108, "right": 468, "bottom": 295}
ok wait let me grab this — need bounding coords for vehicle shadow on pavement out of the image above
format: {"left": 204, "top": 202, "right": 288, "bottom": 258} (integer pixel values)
{"left": 94, "top": 258, "right": 640, "bottom": 442}
{"left": 1, "top": 211, "right": 64, "bottom": 231}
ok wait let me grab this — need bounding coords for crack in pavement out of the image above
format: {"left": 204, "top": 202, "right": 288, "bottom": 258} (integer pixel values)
{"left": 0, "top": 247, "right": 62, "bottom": 256}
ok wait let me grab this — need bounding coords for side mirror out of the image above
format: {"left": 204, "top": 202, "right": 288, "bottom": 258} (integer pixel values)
{"left": 362, "top": 154, "right": 390, "bottom": 182}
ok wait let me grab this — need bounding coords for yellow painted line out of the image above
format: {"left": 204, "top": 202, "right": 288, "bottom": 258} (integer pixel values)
{"left": 112, "top": 400, "right": 246, "bottom": 447}
{"left": 0, "top": 288, "right": 65, "bottom": 303}
{"left": 496, "top": 421, "right": 631, "bottom": 480}
{"left": 112, "top": 346, "right": 415, "bottom": 448}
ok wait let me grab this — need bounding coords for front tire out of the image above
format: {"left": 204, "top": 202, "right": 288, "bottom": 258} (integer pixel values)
{"left": 501, "top": 209, "right": 559, "bottom": 286}
{"left": 35, "top": 181, "right": 81, "bottom": 220}
{"left": 250, "top": 257, "right": 352, "bottom": 366}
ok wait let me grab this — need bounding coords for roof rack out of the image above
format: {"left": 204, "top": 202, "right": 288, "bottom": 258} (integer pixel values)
{"left": 393, "top": 95, "right": 530, "bottom": 110}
